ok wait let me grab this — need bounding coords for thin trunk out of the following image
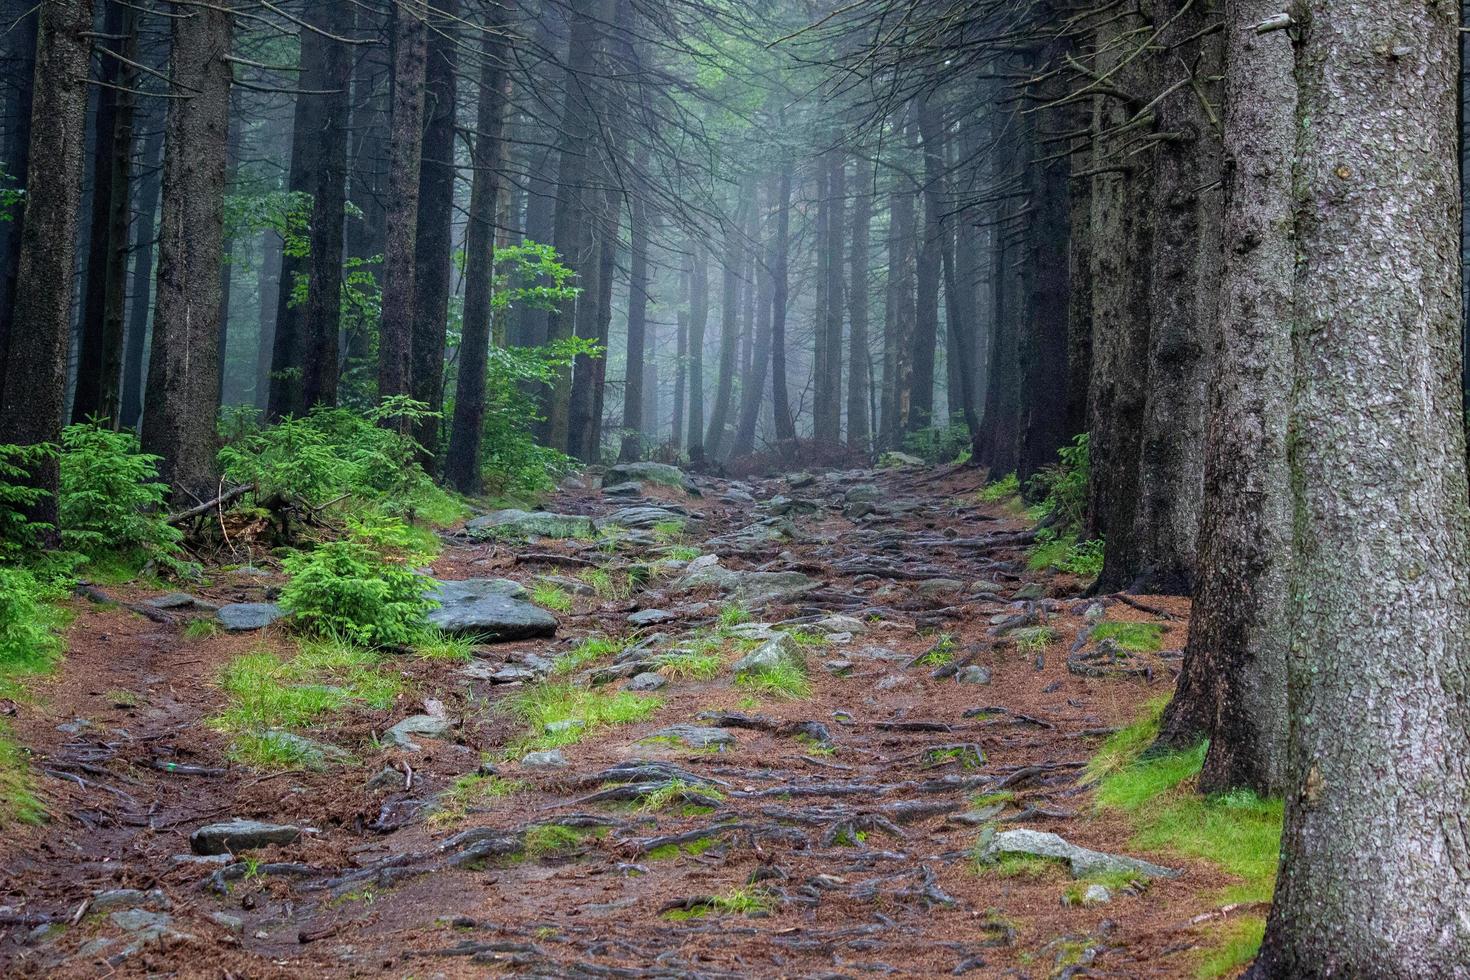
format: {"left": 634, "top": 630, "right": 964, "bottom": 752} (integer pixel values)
{"left": 1252, "top": 1, "right": 1470, "bottom": 973}
{"left": 253, "top": 229, "right": 281, "bottom": 411}
{"left": 410, "top": 0, "right": 459, "bottom": 461}
{"left": 445, "top": 0, "right": 512, "bottom": 494}
{"left": 705, "top": 195, "right": 745, "bottom": 460}
{"left": 685, "top": 243, "right": 709, "bottom": 462}
{"left": 140, "top": 0, "right": 232, "bottom": 505}
{"left": 770, "top": 165, "right": 796, "bottom": 444}
{"left": 120, "top": 114, "right": 163, "bottom": 432}
{"left": 670, "top": 256, "right": 687, "bottom": 451}
{"left": 910, "top": 92, "right": 943, "bottom": 433}
{"left": 0, "top": 0, "right": 92, "bottom": 535}
{"left": 818, "top": 150, "right": 844, "bottom": 443}
{"left": 72, "top": 0, "right": 136, "bottom": 423}
{"left": 734, "top": 182, "right": 773, "bottom": 458}
{"left": 880, "top": 162, "right": 916, "bottom": 448}
{"left": 619, "top": 157, "right": 650, "bottom": 462}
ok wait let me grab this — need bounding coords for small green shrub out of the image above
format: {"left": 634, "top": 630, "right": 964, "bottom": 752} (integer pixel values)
{"left": 278, "top": 529, "right": 435, "bottom": 647}
{"left": 1011, "top": 625, "right": 1056, "bottom": 655}
{"left": 503, "top": 682, "right": 661, "bottom": 750}
{"left": 531, "top": 582, "right": 573, "bottom": 613}
{"left": 903, "top": 420, "right": 973, "bottom": 465}
{"left": 1091, "top": 621, "right": 1165, "bottom": 653}
{"left": 0, "top": 442, "right": 57, "bottom": 556}
{"left": 656, "top": 649, "right": 722, "bottom": 680}
{"left": 184, "top": 619, "right": 220, "bottom": 641}
{"left": 979, "top": 472, "right": 1021, "bottom": 503}
{"left": 735, "top": 660, "right": 811, "bottom": 700}
{"left": 0, "top": 566, "right": 65, "bottom": 683}
{"left": 59, "top": 422, "right": 187, "bottom": 573}
{"left": 552, "top": 635, "right": 622, "bottom": 674}
{"left": 0, "top": 720, "right": 42, "bottom": 827}
{"left": 1026, "top": 433, "right": 1089, "bottom": 531}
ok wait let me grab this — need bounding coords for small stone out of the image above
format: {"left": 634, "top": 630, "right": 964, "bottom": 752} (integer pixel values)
{"left": 978, "top": 828, "right": 1178, "bottom": 879}
{"left": 877, "top": 451, "right": 924, "bottom": 468}
{"left": 91, "top": 889, "right": 170, "bottom": 913}
{"left": 824, "top": 659, "right": 854, "bottom": 675}
{"left": 970, "top": 580, "right": 1008, "bottom": 594}
{"left": 731, "top": 634, "right": 805, "bottom": 676}
{"left": 956, "top": 665, "right": 992, "bottom": 685}
{"left": 1083, "top": 602, "right": 1107, "bottom": 623}
{"left": 843, "top": 484, "right": 882, "bottom": 504}
{"left": 384, "top": 714, "right": 455, "bottom": 750}
{"left": 489, "top": 666, "right": 537, "bottom": 684}
{"left": 627, "top": 672, "right": 667, "bottom": 692}
{"left": 602, "top": 481, "right": 644, "bottom": 497}
{"left": 1083, "top": 884, "right": 1112, "bottom": 906}
{"left": 366, "top": 767, "right": 406, "bottom": 791}
{"left": 1013, "top": 583, "right": 1046, "bottom": 600}
{"left": 209, "top": 911, "right": 245, "bottom": 933}
{"left": 627, "top": 608, "right": 677, "bottom": 626}
{"left": 110, "top": 909, "right": 174, "bottom": 935}
{"left": 464, "top": 509, "right": 596, "bottom": 540}
{"left": 917, "top": 578, "right": 965, "bottom": 598}
{"left": 644, "top": 724, "right": 736, "bottom": 749}
{"left": 545, "top": 719, "right": 585, "bottom": 735}
{"left": 811, "top": 614, "right": 865, "bottom": 634}
{"left": 521, "top": 749, "right": 570, "bottom": 769}
{"left": 56, "top": 718, "right": 91, "bottom": 734}
{"left": 875, "top": 674, "right": 911, "bottom": 691}
{"left": 190, "top": 818, "right": 301, "bottom": 855}
{"left": 216, "top": 602, "right": 284, "bottom": 632}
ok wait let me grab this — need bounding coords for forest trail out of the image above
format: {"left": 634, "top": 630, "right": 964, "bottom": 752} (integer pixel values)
{"left": 0, "top": 464, "right": 1232, "bottom": 978}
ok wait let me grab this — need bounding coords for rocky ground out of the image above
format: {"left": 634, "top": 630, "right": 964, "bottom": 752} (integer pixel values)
{"left": 0, "top": 462, "right": 1238, "bottom": 978}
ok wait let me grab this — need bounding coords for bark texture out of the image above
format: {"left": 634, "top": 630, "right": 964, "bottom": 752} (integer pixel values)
{"left": 141, "top": 0, "right": 232, "bottom": 504}
{"left": 1251, "top": 0, "right": 1470, "bottom": 973}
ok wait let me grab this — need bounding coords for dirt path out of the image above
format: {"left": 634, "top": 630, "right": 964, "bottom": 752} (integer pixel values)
{"left": 0, "top": 464, "right": 1231, "bottom": 978}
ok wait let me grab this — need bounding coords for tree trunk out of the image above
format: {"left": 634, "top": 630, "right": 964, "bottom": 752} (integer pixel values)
{"left": 1251, "top": 1, "right": 1470, "bottom": 974}
{"left": 0, "top": 0, "right": 92, "bottom": 533}
{"left": 120, "top": 113, "right": 163, "bottom": 432}
{"left": 72, "top": 0, "right": 137, "bottom": 424}
{"left": 619, "top": 157, "right": 651, "bottom": 462}
{"left": 444, "top": 0, "right": 512, "bottom": 494}
{"left": 847, "top": 157, "right": 873, "bottom": 453}
{"left": 376, "top": 0, "right": 428, "bottom": 413}
{"left": 1132, "top": 0, "right": 1224, "bottom": 596}
{"left": 910, "top": 93, "right": 943, "bottom": 433}
{"left": 770, "top": 165, "right": 796, "bottom": 444}
{"left": 1156, "top": 0, "right": 1292, "bottom": 797}
{"left": 880, "top": 158, "right": 916, "bottom": 448}
{"left": 816, "top": 150, "right": 845, "bottom": 443}
{"left": 141, "top": 0, "right": 232, "bottom": 505}
{"left": 0, "top": 1, "right": 38, "bottom": 404}
{"left": 685, "top": 243, "right": 709, "bottom": 462}
{"left": 1085, "top": 11, "right": 1156, "bottom": 593}
{"left": 410, "top": 0, "right": 459, "bottom": 462}
{"left": 670, "top": 255, "right": 687, "bottom": 451}
{"left": 734, "top": 181, "right": 772, "bottom": 458}
{"left": 705, "top": 193, "right": 745, "bottom": 460}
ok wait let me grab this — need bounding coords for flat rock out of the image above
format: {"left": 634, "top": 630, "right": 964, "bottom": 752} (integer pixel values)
{"left": 732, "top": 634, "right": 805, "bottom": 676}
{"left": 676, "top": 560, "right": 819, "bottom": 603}
{"left": 761, "top": 495, "right": 820, "bottom": 516}
{"left": 853, "top": 645, "right": 911, "bottom": 663}
{"left": 464, "top": 509, "right": 594, "bottom": 540}
{"left": 844, "top": 484, "right": 882, "bottom": 504}
{"left": 190, "top": 819, "right": 301, "bottom": 855}
{"left": 979, "top": 828, "right": 1179, "bottom": 879}
{"left": 253, "top": 730, "right": 352, "bottom": 767}
{"left": 426, "top": 581, "right": 557, "bottom": 640}
{"left": 216, "top": 602, "right": 284, "bottom": 631}
{"left": 811, "top": 614, "right": 865, "bottom": 634}
{"left": 604, "top": 461, "right": 689, "bottom": 487}
{"left": 704, "top": 521, "right": 792, "bottom": 550}
{"left": 627, "top": 608, "right": 677, "bottom": 626}
{"left": 645, "top": 724, "right": 736, "bottom": 749}
{"left": 956, "top": 665, "right": 992, "bottom": 685}
{"left": 824, "top": 659, "right": 854, "bottom": 675}
{"left": 489, "top": 665, "right": 537, "bottom": 684}
{"left": 916, "top": 578, "right": 965, "bottom": 598}
{"left": 145, "top": 592, "right": 218, "bottom": 611}
{"left": 598, "top": 506, "right": 693, "bottom": 531}
{"left": 878, "top": 451, "right": 925, "bottom": 468}
{"left": 91, "top": 889, "right": 170, "bottom": 913}
{"left": 521, "top": 749, "right": 570, "bottom": 769}
{"left": 384, "top": 714, "right": 454, "bottom": 750}
{"left": 627, "top": 672, "right": 667, "bottom": 692}
{"left": 602, "top": 481, "right": 644, "bottom": 498}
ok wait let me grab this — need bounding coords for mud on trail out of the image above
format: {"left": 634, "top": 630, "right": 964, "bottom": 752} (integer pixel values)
{"left": 1, "top": 464, "right": 1241, "bottom": 978}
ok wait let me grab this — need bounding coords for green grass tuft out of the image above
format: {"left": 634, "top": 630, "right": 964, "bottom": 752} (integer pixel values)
{"left": 1090, "top": 621, "right": 1166, "bottom": 653}
{"left": 0, "top": 720, "right": 42, "bottom": 826}
{"left": 662, "top": 545, "right": 702, "bottom": 562}
{"left": 655, "top": 649, "right": 722, "bottom": 680}
{"left": 184, "top": 618, "right": 220, "bottom": 641}
{"left": 979, "top": 472, "right": 1021, "bottom": 503}
{"left": 662, "top": 888, "right": 773, "bottom": 920}
{"left": 552, "top": 635, "right": 623, "bottom": 675}
{"left": 523, "top": 823, "right": 598, "bottom": 857}
{"left": 1011, "top": 625, "right": 1056, "bottom": 655}
{"left": 734, "top": 660, "right": 811, "bottom": 700}
{"left": 502, "top": 681, "right": 662, "bottom": 749}
{"left": 1196, "top": 916, "right": 1266, "bottom": 979}
{"left": 431, "top": 773, "right": 528, "bottom": 826}
{"left": 638, "top": 778, "right": 724, "bottom": 812}
{"left": 718, "top": 602, "right": 751, "bottom": 628}
{"left": 413, "top": 629, "right": 476, "bottom": 662}
{"left": 646, "top": 836, "right": 717, "bottom": 861}
{"left": 531, "top": 582, "right": 574, "bottom": 613}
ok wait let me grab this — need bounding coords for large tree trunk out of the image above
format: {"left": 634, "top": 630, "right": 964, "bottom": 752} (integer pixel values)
{"left": 1085, "top": 12, "right": 1156, "bottom": 593}
{"left": 71, "top": 0, "right": 137, "bottom": 424}
{"left": 444, "top": 0, "right": 512, "bottom": 494}
{"left": 120, "top": 113, "right": 163, "bottom": 432}
{"left": 1156, "top": 0, "right": 1292, "bottom": 796}
{"left": 1251, "top": 1, "right": 1470, "bottom": 974}
{"left": 376, "top": 0, "right": 428, "bottom": 413}
{"left": 770, "top": 165, "right": 796, "bottom": 445}
{"left": 0, "top": 0, "right": 92, "bottom": 534}
{"left": 1017, "top": 55, "right": 1072, "bottom": 484}
{"left": 0, "top": 1, "right": 38, "bottom": 403}
{"left": 409, "top": 0, "right": 459, "bottom": 462}
{"left": 141, "top": 0, "right": 232, "bottom": 505}
{"left": 880, "top": 162, "right": 916, "bottom": 448}
{"left": 1131, "top": 0, "right": 1224, "bottom": 596}
{"left": 733, "top": 181, "right": 772, "bottom": 458}
{"left": 344, "top": 10, "right": 390, "bottom": 378}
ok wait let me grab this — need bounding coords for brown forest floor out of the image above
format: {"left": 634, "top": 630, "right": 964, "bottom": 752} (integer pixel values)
{"left": 0, "top": 464, "right": 1249, "bottom": 978}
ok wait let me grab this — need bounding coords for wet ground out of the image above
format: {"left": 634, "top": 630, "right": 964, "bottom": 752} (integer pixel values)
{"left": 0, "top": 463, "right": 1238, "bottom": 977}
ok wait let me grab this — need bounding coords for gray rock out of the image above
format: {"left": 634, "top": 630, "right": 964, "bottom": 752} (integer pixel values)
{"left": 145, "top": 592, "right": 211, "bottom": 610}
{"left": 787, "top": 472, "right": 816, "bottom": 488}
{"left": 627, "top": 608, "right": 677, "bottom": 626}
{"left": 488, "top": 665, "right": 537, "bottom": 684}
{"left": 604, "top": 461, "right": 688, "bottom": 487}
{"left": 533, "top": 574, "right": 594, "bottom": 596}
{"left": 545, "top": 718, "right": 585, "bottom": 736}
{"left": 731, "top": 633, "right": 805, "bottom": 676}
{"left": 602, "top": 481, "right": 644, "bottom": 498}
{"left": 627, "top": 672, "right": 667, "bottom": 692}
{"left": 853, "top": 645, "right": 911, "bottom": 663}
{"left": 645, "top": 724, "right": 736, "bottom": 749}
{"left": 676, "top": 560, "right": 819, "bottom": 603}
{"left": 91, "top": 889, "right": 170, "bottom": 913}
{"left": 216, "top": 602, "right": 284, "bottom": 632}
{"left": 521, "top": 749, "right": 570, "bottom": 769}
{"left": 877, "top": 451, "right": 924, "bottom": 468}
{"left": 811, "top": 614, "right": 865, "bottom": 634}
{"left": 1013, "top": 583, "right": 1047, "bottom": 600}
{"left": 725, "top": 622, "right": 779, "bottom": 641}
{"left": 209, "top": 911, "right": 245, "bottom": 933}
{"left": 704, "top": 521, "right": 792, "bottom": 550}
{"left": 383, "top": 714, "right": 454, "bottom": 750}
{"left": 598, "top": 506, "right": 692, "bottom": 531}
{"left": 366, "top": 767, "right": 407, "bottom": 790}
{"left": 464, "top": 509, "right": 595, "bottom": 540}
{"left": 916, "top": 578, "right": 965, "bottom": 598}
{"left": 824, "top": 659, "right": 854, "bottom": 675}
{"left": 762, "top": 495, "right": 819, "bottom": 517}
{"left": 720, "top": 489, "right": 756, "bottom": 504}
{"left": 978, "top": 828, "right": 1179, "bottom": 879}
{"left": 110, "top": 909, "right": 176, "bottom": 936}
{"left": 190, "top": 818, "right": 301, "bottom": 855}
{"left": 956, "top": 665, "right": 993, "bottom": 685}
{"left": 843, "top": 484, "right": 882, "bottom": 504}
{"left": 875, "top": 673, "right": 911, "bottom": 691}
{"left": 426, "top": 580, "right": 558, "bottom": 640}
{"left": 1082, "top": 884, "right": 1112, "bottom": 906}
{"left": 970, "top": 579, "right": 1008, "bottom": 594}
